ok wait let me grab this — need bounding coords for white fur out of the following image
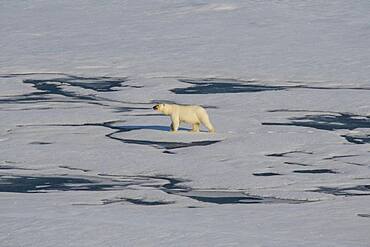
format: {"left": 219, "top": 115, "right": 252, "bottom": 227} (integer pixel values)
{"left": 153, "top": 103, "right": 215, "bottom": 133}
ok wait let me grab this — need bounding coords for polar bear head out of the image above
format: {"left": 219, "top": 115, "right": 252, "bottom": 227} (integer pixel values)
{"left": 153, "top": 103, "right": 171, "bottom": 115}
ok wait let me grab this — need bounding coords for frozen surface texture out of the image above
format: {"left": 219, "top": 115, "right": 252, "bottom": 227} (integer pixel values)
{"left": 1, "top": 1, "right": 370, "bottom": 246}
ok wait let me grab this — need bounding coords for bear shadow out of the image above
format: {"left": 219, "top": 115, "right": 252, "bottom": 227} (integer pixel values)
{"left": 106, "top": 125, "right": 218, "bottom": 151}
{"left": 113, "top": 125, "right": 191, "bottom": 132}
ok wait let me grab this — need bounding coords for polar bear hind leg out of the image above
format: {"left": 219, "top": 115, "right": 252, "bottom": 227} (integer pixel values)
{"left": 199, "top": 114, "right": 215, "bottom": 133}
{"left": 191, "top": 123, "right": 200, "bottom": 132}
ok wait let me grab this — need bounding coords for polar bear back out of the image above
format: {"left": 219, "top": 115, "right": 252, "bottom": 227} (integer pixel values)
{"left": 172, "top": 105, "right": 207, "bottom": 123}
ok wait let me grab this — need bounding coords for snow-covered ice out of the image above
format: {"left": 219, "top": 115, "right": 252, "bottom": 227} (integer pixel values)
{"left": 1, "top": 1, "right": 370, "bottom": 246}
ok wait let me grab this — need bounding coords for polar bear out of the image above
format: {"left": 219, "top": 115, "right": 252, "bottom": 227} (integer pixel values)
{"left": 153, "top": 103, "right": 215, "bottom": 133}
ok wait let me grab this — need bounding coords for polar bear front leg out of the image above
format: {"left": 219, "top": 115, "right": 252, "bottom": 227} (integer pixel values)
{"left": 170, "top": 115, "right": 180, "bottom": 132}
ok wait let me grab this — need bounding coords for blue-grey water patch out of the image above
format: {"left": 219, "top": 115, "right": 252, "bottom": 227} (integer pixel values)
{"left": 59, "top": 165, "right": 90, "bottom": 173}
{"left": 113, "top": 106, "right": 151, "bottom": 113}
{"left": 0, "top": 73, "right": 140, "bottom": 107}
{"left": 0, "top": 173, "right": 310, "bottom": 205}
{"left": 357, "top": 213, "right": 370, "bottom": 218}
{"left": 263, "top": 111, "right": 370, "bottom": 144}
{"left": 101, "top": 197, "right": 175, "bottom": 206}
{"left": 310, "top": 185, "right": 370, "bottom": 196}
{"left": 19, "top": 120, "right": 125, "bottom": 129}
{"left": 263, "top": 112, "right": 370, "bottom": 131}
{"left": 29, "top": 141, "right": 53, "bottom": 145}
{"left": 341, "top": 133, "right": 370, "bottom": 144}
{"left": 171, "top": 78, "right": 287, "bottom": 94}
{"left": 266, "top": 150, "right": 314, "bottom": 157}
{"left": 188, "top": 194, "right": 264, "bottom": 204}
{"left": 345, "top": 162, "right": 368, "bottom": 167}
{"left": 253, "top": 172, "right": 281, "bottom": 176}
{"left": 0, "top": 165, "right": 36, "bottom": 171}
{"left": 170, "top": 78, "right": 370, "bottom": 94}
{"left": 0, "top": 174, "right": 184, "bottom": 194}
{"left": 169, "top": 190, "right": 309, "bottom": 205}
{"left": 293, "top": 169, "right": 337, "bottom": 174}
{"left": 284, "top": 162, "right": 311, "bottom": 167}
{"left": 23, "top": 75, "right": 128, "bottom": 94}
{"left": 0, "top": 175, "right": 102, "bottom": 193}
{"left": 323, "top": 154, "right": 359, "bottom": 160}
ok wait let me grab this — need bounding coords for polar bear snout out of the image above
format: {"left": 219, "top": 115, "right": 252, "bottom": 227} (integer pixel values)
{"left": 153, "top": 104, "right": 166, "bottom": 112}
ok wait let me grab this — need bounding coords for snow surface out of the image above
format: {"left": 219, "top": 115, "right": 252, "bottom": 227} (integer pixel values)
{"left": 1, "top": 1, "right": 370, "bottom": 246}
